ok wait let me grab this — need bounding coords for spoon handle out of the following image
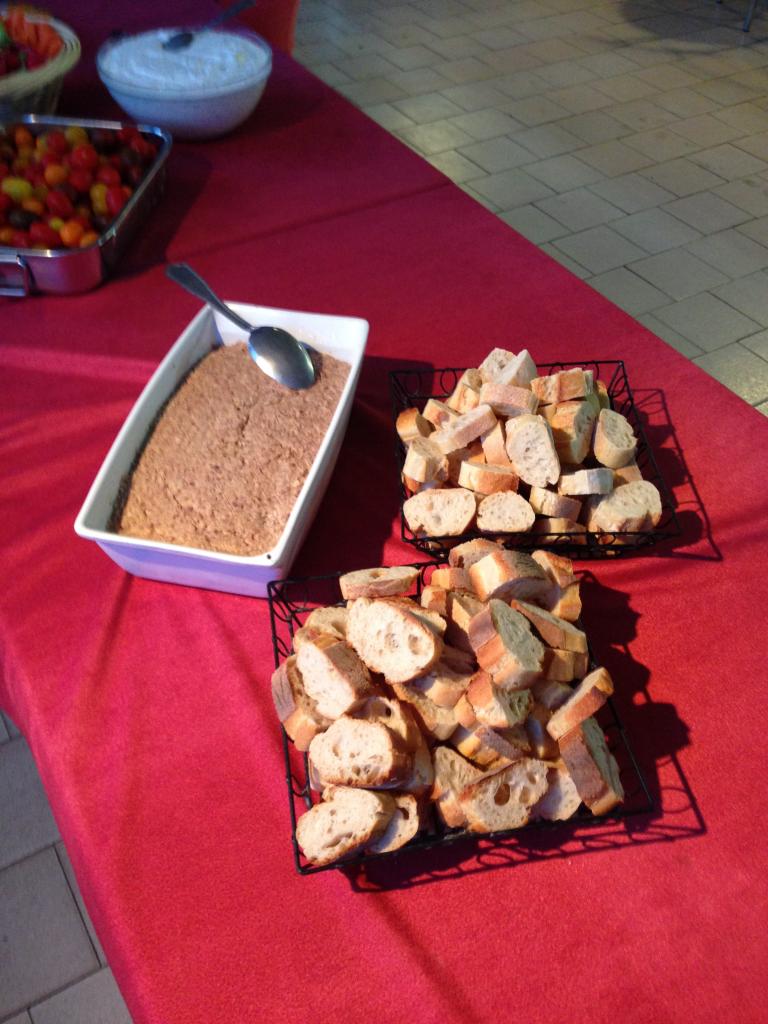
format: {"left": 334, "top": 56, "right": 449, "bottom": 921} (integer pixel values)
{"left": 166, "top": 263, "right": 253, "bottom": 334}
{"left": 207, "top": 0, "right": 256, "bottom": 30}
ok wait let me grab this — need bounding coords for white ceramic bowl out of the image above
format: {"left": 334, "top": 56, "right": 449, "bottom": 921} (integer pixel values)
{"left": 96, "top": 26, "right": 272, "bottom": 140}
{"left": 74, "top": 301, "right": 368, "bottom": 597}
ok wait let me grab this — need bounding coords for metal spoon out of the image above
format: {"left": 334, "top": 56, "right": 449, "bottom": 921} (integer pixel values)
{"left": 162, "top": 0, "right": 256, "bottom": 51}
{"left": 166, "top": 264, "right": 316, "bottom": 391}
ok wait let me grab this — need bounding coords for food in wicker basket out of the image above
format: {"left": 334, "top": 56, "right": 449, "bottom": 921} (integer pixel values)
{"left": 396, "top": 348, "right": 662, "bottom": 548}
{"left": 270, "top": 543, "right": 625, "bottom": 867}
{"left": 0, "top": 6, "right": 63, "bottom": 75}
{"left": 0, "top": 7, "right": 79, "bottom": 116}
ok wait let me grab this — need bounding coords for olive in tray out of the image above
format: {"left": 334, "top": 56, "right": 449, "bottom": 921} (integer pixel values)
{"left": 0, "top": 115, "right": 171, "bottom": 296}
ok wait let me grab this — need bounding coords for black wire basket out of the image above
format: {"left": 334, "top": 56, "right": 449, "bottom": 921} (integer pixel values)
{"left": 268, "top": 563, "right": 654, "bottom": 876}
{"left": 390, "top": 360, "right": 681, "bottom": 559}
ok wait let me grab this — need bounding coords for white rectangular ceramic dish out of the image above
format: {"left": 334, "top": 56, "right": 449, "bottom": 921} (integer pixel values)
{"left": 74, "top": 301, "right": 369, "bottom": 597}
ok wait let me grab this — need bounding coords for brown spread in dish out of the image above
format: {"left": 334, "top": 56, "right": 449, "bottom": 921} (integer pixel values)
{"left": 114, "top": 343, "right": 349, "bottom": 556}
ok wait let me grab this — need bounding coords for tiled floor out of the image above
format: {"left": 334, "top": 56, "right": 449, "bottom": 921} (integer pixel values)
{"left": 2, "top": 1, "right": 768, "bottom": 1021}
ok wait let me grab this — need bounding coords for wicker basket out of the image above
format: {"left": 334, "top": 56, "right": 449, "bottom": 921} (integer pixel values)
{"left": 0, "top": 10, "right": 80, "bottom": 118}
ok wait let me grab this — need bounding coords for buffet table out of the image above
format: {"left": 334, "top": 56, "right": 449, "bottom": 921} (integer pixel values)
{"left": 3, "top": 3, "right": 768, "bottom": 1023}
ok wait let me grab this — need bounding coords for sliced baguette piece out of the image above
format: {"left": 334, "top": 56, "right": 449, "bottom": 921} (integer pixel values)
{"left": 296, "top": 787, "right": 395, "bottom": 866}
{"left": 613, "top": 460, "right": 643, "bottom": 486}
{"left": 530, "top": 549, "right": 576, "bottom": 588}
{"left": 421, "top": 585, "right": 449, "bottom": 617}
{"left": 478, "top": 347, "right": 516, "bottom": 384}
{"left": 546, "top": 667, "right": 614, "bottom": 741}
{"left": 292, "top": 624, "right": 328, "bottom": 653}
{"left": 528, "top": 487, "right": 582, "bottom": 521}
{"left": 480, "top": 419, "right": 511, "bottom": 466}
{"left": 558, "top": 467, "right": 613, "bottom": 496}
{"left": 350, "top": 694, "right": 422, "bottom": 751}
{"left": 339, "top": 566, "right": 419, "bottom": 601}
{"left": 431, "top": 404, "right": 498, "bottom": 455}
{"left": 448, "top": 537, "right": 499, "bottom": 569}
{"left": 296, "top": 635, "right": 372, "bottom": 720}
{"left": 470, "top": 600, "right": 545, "bottom": 690}
{"left": 512, "top": 599, "right": 588, "bottom": 653}
{"left": 468, "top": 549, "right": 550, "bottom": 604}
{"left": 430, "top": 566, "right": 473, "bottom": 593}
{"left": 525, "top": 704, "right": 560, "bottom": 760}
{"left": 347, "top": 597, "right": 443, "bottom": 684}
{"left": 446, "top": 591, "right": 486, "bottom": 642}
{"left": 440, "top": 643, "right": 478, "bottom": 674}
{"left": 384, "top": 598, "right": 447, "bottom": 637}
{"left": 593, "top": 408, "right": 637, "bottom": 469}
{"left": 391, "top": 682, "right": 458, "bottom": 741}
{"left": 309, "top": 717, "right": 413, "bottom": 788}
{"left": 463, "top": 671, "right": 533, "bottom": 729}
{"left": 367, "top": 793, "right": 421, "bottom": 853}
{"left": 590, "top": 480, "right": 662, "bottom": 533}
{"left": 431, "top": 746, "right": 485, "bottom": 828}
{"left": 530, "top": 518, "right": 587, "bottom": 543}
{"left": 548, "top": 400, "right": 597, "bottom": 465}
{"left": 541, "top": 647, "right": 577, "bottom": 682}
{"left": 459, "top": 757, "right": 550, "bottom": 832}
{"left": 403, "top": 488, "right": 477, "bottom": 537}
{"left": 447, "top": 369, "right": 483, "bottom": 413}
{"left": 409, "top": 660, "right": 472, "bottom": 708}
{"left": 458, "top": 460, "right": 519, "bottom": 495}
{"left": 479, "top": 348, "right": 538, "bottom": 388}
{"left": 532, "top": 760, "right": 582, "bottom": 821}
{"left": 403, "top": 436, "right": 449, "bottom": 484}
{"left": 271, "top": 657, "right": 332, "bottom": 751}
{"left": 559, "top": 716, "right": 624, "bottom": 816}
{"left": 476, "top": 490, "right": 535, "bottom": 533}
{"left": 504, "top": 414, "right": 560, "bottom": 488}
{"left": 451, "top": 721, "right": 528, "bottom": 767}
{"left": 305, "top": 605, "right": 348, "bottom": 640}
{"left": 422, "top": 398, "right": 458, "bottom": 429}
{"left": 531, "top": 367, "right": 591, "bottom": 405}
{"left": 545, "top": 581, "right": 582, "bottom": 623}
{"left": 396, "top": 407, "right": 434, "bottom": 444}
{"left": 532, "top": 678, "right": 574, "bottom": 711}
{"left": 399, "top": 732, "right": 435, "bottom": 796}
{"left": 479, "top": 381, "right": 538, "bottom": 418}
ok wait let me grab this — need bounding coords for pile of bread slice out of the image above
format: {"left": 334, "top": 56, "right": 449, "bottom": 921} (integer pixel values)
{"left": 397, "top": 348, "right": 662, "bottom": 543}
{"left": 271, "top": 542, "right": 624, "bottom": 868}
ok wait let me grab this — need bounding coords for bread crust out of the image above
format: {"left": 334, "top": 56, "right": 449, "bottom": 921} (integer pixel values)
{"left": 558, "top": 716, "right": 624, "bottom": 815}
{"left": 339, "top": 566, "right": 419, "bottom": 600}
{"left": 546, "top": 667, "right": 613, "bottom": 740}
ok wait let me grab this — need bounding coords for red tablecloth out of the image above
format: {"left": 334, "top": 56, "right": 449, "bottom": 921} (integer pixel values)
{"left": 3, "top": 5, "right": 768, "bottom": 1024}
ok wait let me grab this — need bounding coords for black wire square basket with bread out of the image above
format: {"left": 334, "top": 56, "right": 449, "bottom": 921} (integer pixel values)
{"left": 390, "top": 354, "right": 681, "bottom": 560}
{"left": 268, "top": 547, "right": 653, "bottom": 875}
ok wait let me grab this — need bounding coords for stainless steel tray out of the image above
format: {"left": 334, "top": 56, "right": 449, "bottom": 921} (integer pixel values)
{"left": 0, "top": 114, "right": 172, "bottom": 296}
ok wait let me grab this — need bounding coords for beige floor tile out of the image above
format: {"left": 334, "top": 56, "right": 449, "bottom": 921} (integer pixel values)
{"left": 593, "top": 73, "right": 660, "bottom": 103}
{"left": 564, "top": 111, "right": 628, "bottom": 144}
{"left": 439, "top": 57, "right": 502, "bottom": 85}
{"left": 687, "top": 228, "right": 768, "bottom": 277}
{"left": 539, "top": 242, "right": 593, "bottom": 278}
{"left": 713, "top": 270, "right": 768, "bottom": 325}
{"left": 653, "top": 87, "right": 722, "bottom": 118}
{"left": 469, "top": 167, "right": 556, "bottom": 208}
{"left": 494, "top": 71, "right": 552, "bottom": 101}
{"left": 732, "top": 131, "right": 768, "bottom": 161}
{"left": 386, "top": 66, "right": 453, "bottom": 95}
{"left": 623, "top": 128, "right": 700, "bottom": 162}
{"left": 637, "top": 313, "right": 705, "bottom": 359}
{"left": 575, "top": 139, "right": 653, "bottom": 176}
{"left": 693, "top": 342, "right": 768, "bottom": 404}
{"left": 535, "top": 60, "right": 599, "bottom": 89}
{"left": 713, "top": 102, "right": 768, "bottom": 134}
{"left": 546, "top": 83, "right": 615, "bottom": 114}
{"left": 380, "top": 43, "right": 439, "bottom": 71}
{"left": 524, "top": 153, "right": 605, "bottom": 190}
{"left": 439, "top": 81, "right": 510, "bottom": 111}
{"left": 553, "top": 225, "right": 647, "bottom": 273}
{"left": 630, "top": 249, "right": 729, "bottom": 300}
{"left": 337, "top": 77, "right": 407, "bottom": 105}
{"left": 669, "top": 112, "right": 747, "bottom": 147}
{"left": 426, "top": 149, "right": 485, "bottom": 182}
{"left": 663, "top": 191, "right": 752, "bottom": 233}
{"left": 458, "top": 136, "right": 534, "bottom": 172}
{"left": 393, "top": 92, "right": 465, "bottom": 124}
{"left": 738, "top": 215, "right": 768, "bottom": 246}
{"left": 590, "top": 172, "right": 676, "bottom": 213}
{"left": 536, "top": 187, "right": 624, "bottom": 231}
{"left": 588, "top": 266, "right": 669, "bottom": 314}
{"left": 612, "top": 208, "right": 702, "bottom": 253}
{"left": 426, "top": 35, "right": 491, "bottom": 61}
{"left": 517, "top": 37, "right": 590, "bottom": 63}
{"left": 604, "top": 98, "right": 679, "bottom": 131}
{"left": 653, "top": 292, "right": 761, "bottom": 351}
{"left": 756, "top": 399, "right": 768, "bottom": 416}
{"left": 500, "top": 204, "right": 569, "bottom": 243}
{"left": 458, "top": 182, "right": 502, "bottom": 212}
{"left": 340, "top": 53, "right": 401, "bottom": 80}
{"left": 363, "top": 102, "right": 415, "bottom": 131}
{"left": 693, "top": 76, "right": 765, "bottom": 107}
{"left": 449, "top": 108, "right": 522, "bottom": 140}
{"left": 396, "top": 119, "right": 475, "bottom": 155}
{"left": 512, "top": 123, "right": 585, "bottom": 158}
{"left": 310, "top": 61, "right": 353, "bottom": 86}
{"left": 502, "top": 95, "right": 570, "bottom": 125}
{"left": 713, "top": 177, "right": 768, "bottom": 217}
{"left": 689, "top": 143, "right": 768, "bottom": 181}
{"left": 741, "top": 328, "right": 768, "bottom": 360}
{"left": 470, "top": 27, "right": 529, "bottom": 50}
{"left": 640, "top": 157, "right": 727, "bottom": 197}
{"left": 481, "top": 46, "right": 545, "bottom": 74}
{"left": 632, "top": 64, "right": 703, "bottom": 91}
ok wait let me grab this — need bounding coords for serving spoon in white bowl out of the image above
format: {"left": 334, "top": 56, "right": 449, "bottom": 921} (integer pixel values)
{"left": 162, "top": 0, "right": 256, "bottom": 51}
{"left": 166, "top": 263, "right": 316, "bottom": 391}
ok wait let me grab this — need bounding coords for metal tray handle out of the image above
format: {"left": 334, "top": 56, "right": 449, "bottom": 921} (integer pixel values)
{"left": 0, "top": 254, "right": 33, "bottom": 297}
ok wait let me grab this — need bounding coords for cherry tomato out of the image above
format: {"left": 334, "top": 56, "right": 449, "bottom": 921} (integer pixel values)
{"left": 129, "top": 135, "right": 156, "bottom": 159}
{"left": 43, "top": 163, "right": 68, "bottom": 187}
{"left": 106, "top": 185, "right": 127, "bottom": 217}
{"left": 13, "top": 126, "right": 34, "bottom": 150}
{"left": 0, "top": 193, "right": 12, "bottom": 215}
{"left": 68, "top": 168, "right": 93, "bottom": 194}
{"left": 70, "top": 144, "right": 99, "bottom": 171}
{"left": 2, "top": 176, "right": 33, "bottom": 202}
{"left": 11, "top": 229, "right": 31, "bottom": 248}
{"left": 96, "top": 165, "right": 121, "bottom": 187}
{"left": 21, "top": 197, "right": 45, "bottom": 216}
{"left": 59, "top": 219, "right": 84, "bottom": 248}
{"left": 46, "top": 188, "right": 74, "bottom": 219}
{"left": 48, "top": 216, "right": 64, "bottom": 232}
{"left": 0, "top": 226, "right": 14, "bottom": 245}
{"left": 29, "top": 221, "right": 61, "bottom": 248}
{"left": 43, "top": 130, "right": 68, "bottom": 157}
{"left": 64, "top": 125, "right": 89, "bottom": 148}
{"left": 0, "top": 161, "right": 8, "bottom": 178}
{"left": 79, "top": 230, "right": 99, "bottom": 248}
{"left": 89, "top": 182, "right": 108, "bottom": 216}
